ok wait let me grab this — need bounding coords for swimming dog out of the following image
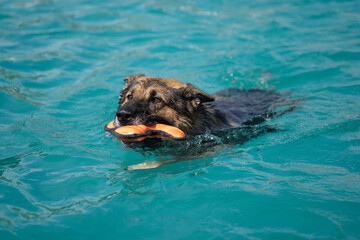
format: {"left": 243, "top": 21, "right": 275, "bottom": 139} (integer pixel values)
{"left": 113, "top": 74, "right": 288, "bottom": 137}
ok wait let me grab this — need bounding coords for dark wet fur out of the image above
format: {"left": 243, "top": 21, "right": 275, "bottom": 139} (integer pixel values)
{"left": 210, "top": 88, "right": 297, "bottom": 126}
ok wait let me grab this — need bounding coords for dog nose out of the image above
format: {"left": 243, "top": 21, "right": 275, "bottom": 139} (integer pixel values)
{"left": 116, "top": 109, "right": 133, "bottom": 122}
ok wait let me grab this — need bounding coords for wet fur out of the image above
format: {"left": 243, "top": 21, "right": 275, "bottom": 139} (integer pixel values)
{"left": 114, "top": 74, "right": 289, "bottom": 137}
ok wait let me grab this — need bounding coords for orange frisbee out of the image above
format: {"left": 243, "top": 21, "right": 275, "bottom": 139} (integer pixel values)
{"left": 104, "top": 121, "right": 187, "bottom": 142}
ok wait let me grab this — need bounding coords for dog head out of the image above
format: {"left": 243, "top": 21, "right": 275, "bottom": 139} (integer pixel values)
{"left": 113, "top": 74, "right": 214, "bottom": 135}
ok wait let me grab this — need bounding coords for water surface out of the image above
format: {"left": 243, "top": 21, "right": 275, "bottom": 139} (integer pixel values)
{"left": 1, "top": 0, "right": 360, "bottom": 239}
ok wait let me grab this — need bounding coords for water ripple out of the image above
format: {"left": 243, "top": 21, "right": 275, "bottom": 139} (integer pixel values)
{"left": 1, "top": 0, "right": 360, "bottom": 239}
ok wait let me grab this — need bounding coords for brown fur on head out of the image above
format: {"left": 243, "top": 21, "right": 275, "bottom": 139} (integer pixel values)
{"left": 113, "top": 74, "right": 215, "bottom": 136}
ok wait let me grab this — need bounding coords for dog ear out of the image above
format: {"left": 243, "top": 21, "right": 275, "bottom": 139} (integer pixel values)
{"left": 119, "top": 74, "right": 145, "bottom": 104}
{"left": 182, "top": 83, "right": 215, "bottom": 107}
{"left": 123, "top": 74, "right": 145, "bottom": 87}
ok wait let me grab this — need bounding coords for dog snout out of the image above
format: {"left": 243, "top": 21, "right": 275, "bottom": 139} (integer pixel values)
{"left": 116, "top": 109, "right": 134, "bottom": 123}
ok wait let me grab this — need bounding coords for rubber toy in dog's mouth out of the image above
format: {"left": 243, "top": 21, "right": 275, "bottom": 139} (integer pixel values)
{"left": 104, "top": 121, "right": 187, "bottom": 142}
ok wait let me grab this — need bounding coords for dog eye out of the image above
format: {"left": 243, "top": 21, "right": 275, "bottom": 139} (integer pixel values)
{"left": 152, "top": 97, "right": 162, "bottom": 103}
{"left": 127, "top": 94, "right": 133, "bottom": 100}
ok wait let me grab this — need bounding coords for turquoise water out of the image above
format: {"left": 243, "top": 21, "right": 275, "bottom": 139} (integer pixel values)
{"left": 1, "top": 0, "right": 360, "bottom": 239}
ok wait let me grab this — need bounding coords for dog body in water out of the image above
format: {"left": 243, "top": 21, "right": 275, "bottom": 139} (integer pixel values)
{"left": 113, "top": 74, "right": 298, "bottom": 170}
{"left": 114, "top": 74, "right": 286, "bottom": 138}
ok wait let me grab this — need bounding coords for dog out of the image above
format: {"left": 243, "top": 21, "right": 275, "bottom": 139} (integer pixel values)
{"left": 113, "top": 74, "right": 292, "bottom": 139}
{"left": 112, "top": 74, "right": 298, "bottom": 170}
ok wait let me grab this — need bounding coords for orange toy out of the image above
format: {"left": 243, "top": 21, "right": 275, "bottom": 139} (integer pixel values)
{"left": 104, "top": 121, "right": 187, "bottom": 142}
